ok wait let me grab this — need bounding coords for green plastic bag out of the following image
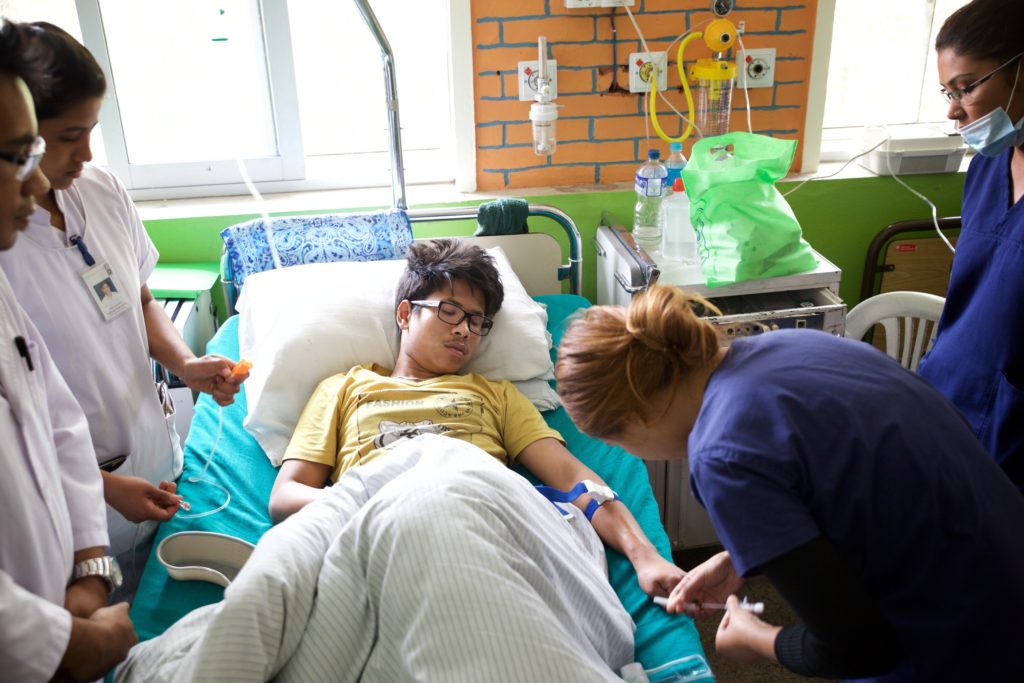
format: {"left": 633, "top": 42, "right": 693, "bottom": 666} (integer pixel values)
{"left": 681, "top": 132, "right": 817, "bottom": 287}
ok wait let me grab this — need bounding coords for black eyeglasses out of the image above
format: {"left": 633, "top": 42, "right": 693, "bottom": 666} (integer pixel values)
{"left": 411, "top": 299, "right": 494, "bottom": 336}
{"left": 941, "top": 52, "right": 1024, "bottom": 104}
{"left": 0, "top": 136, "right": 46, "bottom": 181}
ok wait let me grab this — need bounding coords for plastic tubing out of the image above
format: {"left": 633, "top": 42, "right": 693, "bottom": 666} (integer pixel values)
{"left": 648, "top": 31, "right": 702, "bottom": 145}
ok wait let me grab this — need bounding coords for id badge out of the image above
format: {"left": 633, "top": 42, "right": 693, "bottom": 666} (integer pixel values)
{"left": 81, "top": 262, "right": 130, "bottom": 321}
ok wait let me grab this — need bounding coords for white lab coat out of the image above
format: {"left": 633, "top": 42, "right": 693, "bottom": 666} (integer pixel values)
{"left": 0, "top": 163, "right": 181, "bottom": 559}
{"left": 0, "top": 268, "right": 108, "bottom": 682}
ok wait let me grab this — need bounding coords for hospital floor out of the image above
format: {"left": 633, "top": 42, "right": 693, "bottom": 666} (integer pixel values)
{"left": 673, "top": 546, "right": 839, "bottom": 683}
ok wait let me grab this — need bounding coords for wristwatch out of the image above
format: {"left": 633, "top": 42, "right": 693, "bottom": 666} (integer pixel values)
{"left": 71, "top": 556, "right": 123, "bottom": 592}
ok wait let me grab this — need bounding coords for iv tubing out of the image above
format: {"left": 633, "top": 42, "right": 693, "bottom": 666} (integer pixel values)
{"left": 622, "top": 3, "right": 700, "bottom": 144}
{"left": 235, "top": 158, "right": 282, "bottom": 270}
{"left": 177, "top": 404, "right": 232, "bottom": 519}
{"left": 647, "top": 32, "right": 702, "bottom": 144}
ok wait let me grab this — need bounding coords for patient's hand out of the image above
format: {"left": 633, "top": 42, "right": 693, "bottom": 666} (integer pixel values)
{"left": 182, "top": 354, "right": 248, "bottom": 406}
{"left": 103, "top": 473, "right": 183, "bottom": 522}
{"left": 634, "top": 547, "right": 686, "bottom": 597}
{"left": 667, "top": 550, "right": 744, "bottom": 618}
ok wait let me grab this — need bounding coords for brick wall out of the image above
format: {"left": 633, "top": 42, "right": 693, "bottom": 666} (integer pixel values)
{"left": 471, "top": 0, "right": 818, "bottom": 190}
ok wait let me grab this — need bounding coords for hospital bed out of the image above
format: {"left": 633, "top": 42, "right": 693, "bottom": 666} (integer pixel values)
{"left": 128, "top": 207, "right": 712, "bottom": 681}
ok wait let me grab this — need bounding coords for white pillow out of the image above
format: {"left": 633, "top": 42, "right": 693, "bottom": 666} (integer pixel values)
{"left": 237, "top": 247, "right": 556, "bottom": 465}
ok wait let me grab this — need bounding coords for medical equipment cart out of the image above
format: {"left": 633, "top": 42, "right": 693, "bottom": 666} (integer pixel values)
{"left": 594, "top": 224, "right": 846, "bottom": 550}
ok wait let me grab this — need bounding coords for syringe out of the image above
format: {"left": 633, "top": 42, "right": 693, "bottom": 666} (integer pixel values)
{"left": 653, "top": 595, "right": 765, "bottom": 615}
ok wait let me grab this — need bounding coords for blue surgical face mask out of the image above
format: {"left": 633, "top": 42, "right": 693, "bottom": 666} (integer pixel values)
{"left": 959, "top": 107, "right": 1024, "bottom": 156}
{"left": 959, "top": 61, "right": 1024, "bottom": 157}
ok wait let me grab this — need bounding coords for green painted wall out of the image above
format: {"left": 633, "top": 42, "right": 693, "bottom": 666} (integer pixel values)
{"left": 144, "top": 172, "right": 966, "bottom": 316}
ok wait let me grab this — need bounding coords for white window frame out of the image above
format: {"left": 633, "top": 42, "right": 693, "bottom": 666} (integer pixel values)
{"left": 802, "top": 0, "right": 962, "bottom": 173}
{"left": 72, "top": 0, "right": 475, "bottom": 200}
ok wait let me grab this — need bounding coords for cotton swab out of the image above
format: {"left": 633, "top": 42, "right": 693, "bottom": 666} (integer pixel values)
{"left": 653, "top": 595, "right": 765, "bottom": 615}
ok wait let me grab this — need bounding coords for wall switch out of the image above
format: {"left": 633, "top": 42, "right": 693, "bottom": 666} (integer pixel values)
{"left": 518, "top": 60, "right": 558, "bottom": 101}
{"left": 628, "top": 52, "right": 667, "bottom": 93}
{"left": 737, "top": 47, "right": 775, "bottom": 89}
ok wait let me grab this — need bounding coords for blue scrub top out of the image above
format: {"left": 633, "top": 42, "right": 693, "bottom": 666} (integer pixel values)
{"left": 689, "top": 330, "right": 1024, "bottom": 682}
{"left": 918, "top": 147, "right": 1024, "bottom": 488}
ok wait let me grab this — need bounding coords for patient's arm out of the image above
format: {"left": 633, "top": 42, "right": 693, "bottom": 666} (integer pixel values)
{"left": 517, "top": 437, "right": 685, "bottom": 596}
{"left": 268, "top": 459, "right": 333, "bottom": 524}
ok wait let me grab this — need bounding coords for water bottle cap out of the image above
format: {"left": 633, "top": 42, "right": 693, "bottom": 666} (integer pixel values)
{"left": 669, "top": 142, "right": 682, "bottom": 152}
{"left": 673, "top": 178, "right": 684, "bottom": 192}
{"left": 647, "top": 149, "right": 661, "bottom": 160}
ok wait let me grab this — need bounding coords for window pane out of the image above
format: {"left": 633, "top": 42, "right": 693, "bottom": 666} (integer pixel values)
{"left": 1, "top": 0, "right": 108, "bottom": 165}
{"left": 824, "top": 1, "right": 935, "bottom": 128}
{"left": 287, "top": 0, "right": 452, "bottom": 165}
{"left": 918, "top": 0, "right": 971, "bottom": 124}
{"left": 97, "top": 0, "right": 277, "bottom": 164}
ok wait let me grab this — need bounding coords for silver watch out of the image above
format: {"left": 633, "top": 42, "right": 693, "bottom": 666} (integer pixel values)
{"left": 71, "top": 556, "right": 123, "bottom": 592}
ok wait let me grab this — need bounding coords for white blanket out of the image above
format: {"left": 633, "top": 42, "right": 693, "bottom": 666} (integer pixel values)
{"left": 115, "top": 434, "right": 635, "bottom": 682}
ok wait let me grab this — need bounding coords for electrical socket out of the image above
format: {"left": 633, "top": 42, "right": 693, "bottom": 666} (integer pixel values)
{"left": 628, "top": 52, "right": 667, "bottom": 93}
{"left": 737, "top": 47, "right": 775, "bottom": 89}
{"left": 517, "top": 60, "right": 558, "bottom": 101}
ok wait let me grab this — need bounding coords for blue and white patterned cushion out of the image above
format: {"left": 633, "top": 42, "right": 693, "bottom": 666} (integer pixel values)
{"left": 220, "top": 209, "right": 413, "bottom": 287}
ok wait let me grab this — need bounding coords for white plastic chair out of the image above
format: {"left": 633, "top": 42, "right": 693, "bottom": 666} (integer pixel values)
{"left": 845, "top": 291, "right": 946, "bottom": 372}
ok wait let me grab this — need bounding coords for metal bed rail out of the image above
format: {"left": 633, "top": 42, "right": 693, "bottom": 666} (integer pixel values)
{"left": 406, "top": 205, "right": 582, "bottom": 296}
{"left": 220, "top": 204, "right": 583, "bottom": 314}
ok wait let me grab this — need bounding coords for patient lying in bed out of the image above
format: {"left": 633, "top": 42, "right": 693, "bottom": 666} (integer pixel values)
{"left": 268, "top": 239, "right": 681, "bottom": 598}
{"left": 118, "top": 434, "right": 638, "bottom": 682}
{"left": 115, "top": 240, "right": 684, "bottom": 682}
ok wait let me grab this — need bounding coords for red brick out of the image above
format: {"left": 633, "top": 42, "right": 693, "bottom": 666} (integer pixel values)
{"left": 779, "top": 6, "right": 816, "bottom": 34}
{"left": 507, "top": 165, "right": 596, "bottom": 189}
{"left": 598, "top": 162, "right": 641, "bottom": 184}
{"left": 561, "top": 93, "right": 642, "bottom": 117}
{"left": 554, "top": 140, "right": 634, "bottom": 164}
{"left": 473, "top": 22, "right": 500, "bottom": 47}
{"left": 504, "top": 16, "right": 595, "bottom": 44}
{"left": 747, "top": 108, "right": 804, "bottom": 133}
{"left": 731, "top": 9, "right": 776, "bottom": 35}
{"left": 475, "top": 74, "right": 504, "bottom": 100}
{"left": 506, "top": 118, "right": 591, "bottom": 145}
{"left": 477, "top": 146, "right": 544, "bottom": 171}
{"left": 593, "top": 115, "right": 641, "bottom": 140}
{"left": 773, "top": 82, "right": 808, "bottom": 108}
{"left": 475, "top": 97, "right": 530, "bottom": 125}
{"left": 474, "top": 46, "right": 540, "bottom": 74}
{"left": 475, "top": 125, "right": 504, "bottom": 148}
{"left": 472, "top": 1, "right": 548, "bottom": 20}
{"left": 556, "top": 68, "right": 596, "bottom": 94}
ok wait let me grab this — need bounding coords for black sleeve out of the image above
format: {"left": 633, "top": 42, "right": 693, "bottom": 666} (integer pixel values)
{"left": 759, "top": 535, "right": 902, "bottom": 679}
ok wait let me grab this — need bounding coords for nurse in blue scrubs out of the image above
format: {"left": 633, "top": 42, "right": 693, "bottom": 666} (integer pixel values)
{"left": 918, "top": 0, "right": 1024, "bottom": 491}
{"left": 554, "top": 285, "right": 1024, "bottom": 682}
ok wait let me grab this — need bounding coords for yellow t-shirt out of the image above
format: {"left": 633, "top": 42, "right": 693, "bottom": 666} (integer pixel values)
{"left": 284, "top": 363, "right": 563, "bottom": 482}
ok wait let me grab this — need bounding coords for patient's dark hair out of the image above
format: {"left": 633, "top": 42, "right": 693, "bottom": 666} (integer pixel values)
{"left": 936, "top": 0, "right": 1023, "bottom": 70}
{"left": 15, "top": 21, "right": 106, "bottom": 120}
{"left": 395, "top": 239, "right": 504, "bottom": 318}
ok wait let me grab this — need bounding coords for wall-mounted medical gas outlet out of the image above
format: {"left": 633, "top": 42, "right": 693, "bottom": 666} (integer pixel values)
{"left": 737, "top": 47, "right": 775, "bottom": 89}
{"left": 565, "top": 0, "right": 635, "bottom": 8}
{"left": 517, "top": 60, "right": 558, "bottom": 101}
{"left": 628, "top": 52, "right": 667, "bottom": 93}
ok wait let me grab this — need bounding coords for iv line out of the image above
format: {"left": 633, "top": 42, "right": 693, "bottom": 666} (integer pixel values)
{"left": 177, "top": 403, "right": 232, "bottom": 519}
{"left": 235, "top": 158, "right": 283, "bottom": 270}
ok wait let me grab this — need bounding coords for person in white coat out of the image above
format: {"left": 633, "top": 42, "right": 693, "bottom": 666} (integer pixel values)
{"left": 0, "top": 22, "right": 250, "bottom": 598}
{"left": 0, "top": 21, "right": 136, "bottom": 681}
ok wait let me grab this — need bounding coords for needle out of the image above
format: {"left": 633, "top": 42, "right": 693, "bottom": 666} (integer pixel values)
{"left": 653, "top": 595, "right": 765, "bottom": 614}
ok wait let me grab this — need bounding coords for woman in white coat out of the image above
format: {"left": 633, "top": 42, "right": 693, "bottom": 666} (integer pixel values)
{"left": 0, "top": 22, "right": 249, "bottom": 598}
{"left": 0, "top": 23, "right": 135, "bottom": 681}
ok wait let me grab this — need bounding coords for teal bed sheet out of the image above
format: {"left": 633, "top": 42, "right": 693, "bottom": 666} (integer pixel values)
{"left": 130, "top": 295, "right": 709, "bottom": 678}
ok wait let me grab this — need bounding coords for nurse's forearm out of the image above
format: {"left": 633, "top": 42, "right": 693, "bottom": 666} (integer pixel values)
{"left": 141, "top": 294, "right": 194, "bottom": 377}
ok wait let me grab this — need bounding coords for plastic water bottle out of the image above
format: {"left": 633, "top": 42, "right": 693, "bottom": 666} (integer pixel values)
{"left": 633, "top": 149, "right": 668, "bottom": 255}
{"left": 665, "top": 141, "right": 687, "bottom": 191}
{"left": 662, "top": 178, "right": 699, "bottom": 267}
